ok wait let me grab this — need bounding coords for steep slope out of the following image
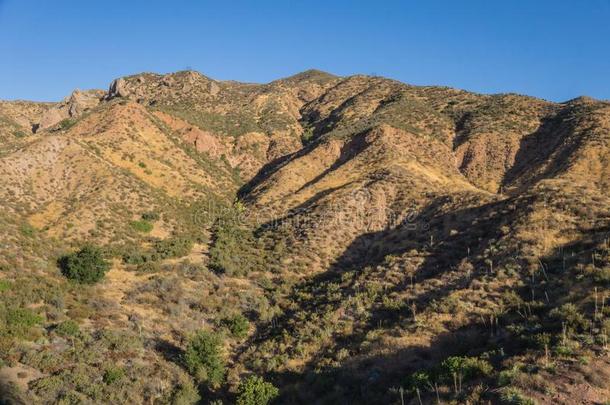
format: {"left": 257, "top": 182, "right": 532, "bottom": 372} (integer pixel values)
{"left": 105, "top": 70, "right": 339, "bottom": 176}
{"left": 232, "top": 75, "right": 610, "bottom": 404}
{"left": 0, "top": 100, "right": 239, "bottom": 244}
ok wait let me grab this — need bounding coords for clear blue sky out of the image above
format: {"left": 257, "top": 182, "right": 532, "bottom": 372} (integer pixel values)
{"left": 1, "top": 0, "right": 609, "bottom": 102}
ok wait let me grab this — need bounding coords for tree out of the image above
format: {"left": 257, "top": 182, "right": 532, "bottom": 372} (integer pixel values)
{"left": 236, "top": 375, "right": 279, "bottom": 405}
{"left": 182, "top": 330, "right": 225, "bottom": 387}
{"left": 59, "top": 245, "right": 110, "bottom": 284}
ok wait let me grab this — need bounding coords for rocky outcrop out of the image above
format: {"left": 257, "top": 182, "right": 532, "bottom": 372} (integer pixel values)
{"left": 37, "top": 89, "right": 103, "bottom": 131}
{"left": 107, "top": 78, "right": 129, "bottom": 98}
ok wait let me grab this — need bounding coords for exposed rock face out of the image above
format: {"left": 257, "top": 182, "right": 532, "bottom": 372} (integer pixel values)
{"left": 37, "top": 89, "right": 104, "bottom": 131}
{"left": 107, "top": 77, "right": 129, "bottom": 98}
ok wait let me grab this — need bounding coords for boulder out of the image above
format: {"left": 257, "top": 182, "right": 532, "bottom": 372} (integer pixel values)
{"left": 108, "top": 78, "right": 129, "bottom": 98}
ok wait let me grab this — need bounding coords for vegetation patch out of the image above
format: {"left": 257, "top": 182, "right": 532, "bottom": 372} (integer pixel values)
{"left": 236, "top": 375, "right": 279, "bottom": 405}
{"left": 182, "top": 330, "right": 226, "bottom": 387}
{"left": 129, "top": 219, "right": 154, "bottom": 233}
{"left": 58, "top": 245, "right": 110, "bottom": 284}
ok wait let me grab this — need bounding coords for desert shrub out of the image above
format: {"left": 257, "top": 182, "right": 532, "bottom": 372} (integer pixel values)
{"left": 55, "top": 319, "right": 80, "bottom": 337}
{"left": 130, "top": 220, "right": 153, "bottom": 233}
{"left": 300, "top": 127, "right": 315, "bottom": 144}
{"left": 169, "top": 381, "right": 200, "bottom": 405}
{"left": 549, "top": 303, "right": 589, "bottom": 331}
{"left": 499, "top": 387, "right": 537, "bottom": 404}
{"left": 0, "top": 280, "right": 11, "bottom": 292}
{"left": 59, "top": 245, "right": 110, "bottom": 284}
{"left": 405, "top": 370, "right": 432, "bottom": 392}
{"left": 441, "top": 356, "right": 493, "bottom": 382}
{"left": 58, "top": 118, "right": 76, "bottom": 130}
{"left": 153, "top": 237, "right": 193, "bottom": 259}
{"left": 534, "top": 332, "right": 551, "bottom": 348}
{"left": 141, "top": 211, "right": 160, "bottom": 222}
{"left": 182, "top": 330, "right": 225, "bottom": 387}
{"left": 121, "top": 238, "right": 193, "bottom": 265}
{"left": 19, "top": 223, "right": 36, "bottom": 237}
{"left": 136, "top": 261, "right": 162, "bottom": 273}
{"left": 222, "top": 314, "right": 249, "bottom": 338}
{"left": 498, "top": 364, "right": 523, "bottom": 386}
{"left": 236, "top": 375, "right": 279, "bottom": 405}
{"left": 122, "top": 249, "right": 152, "bottom": 265}
{"left": 102, "top": 366, "right": 125, "bottom": 384}
{"left": 593, "top": 266, "right": 610, "bottom": 285}
{"left": 2, "top": 307, "right": 43, "bottom": 338}
{"left": 209, "top": 217, "right": 264, "bottom": 276}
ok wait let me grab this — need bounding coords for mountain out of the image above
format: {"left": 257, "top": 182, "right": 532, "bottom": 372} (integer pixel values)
{"left": 0, "top": 70, "right": 608, "bottom": 405}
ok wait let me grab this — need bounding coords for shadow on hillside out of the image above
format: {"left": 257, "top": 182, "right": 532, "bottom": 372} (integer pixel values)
{"left": 237, "top": 141, "right": 322, "bottom": 200}
{"left": 247, "top": 193, "right": 610, "bottom": 404}
{"left": 154, "top": 338, "right": 183, "bottom": 364}
{"left": 294, "top": 130, "right": 371, "bottom": 193}
{"left": 500, "top": 106, "right": 586, "bottom": 192}
{"left": 241, "top": 194, "right": 545, "bottom": 403}
{"left": 0, "top": 379, "right": 27, "bottom": 405}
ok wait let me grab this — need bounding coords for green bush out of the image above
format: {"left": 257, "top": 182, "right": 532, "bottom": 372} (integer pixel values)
{"left": 122, "top": 248, "right": 152, "bottom": 265}
{"left": 182, "top": 330, "right": 225, "bottom": 387}
{"left": 405, "top": 370, "right": 431, "bottom": 392}
{"left": 236, "top": 375, "right": 279, "bottom": 405}
{"left": 593, "top": 266, "right": 610, "bottom": 285}
{"left": 0, "top": 280, "right": 11, "bottom": 293}
{"left": 500, "top": 387, "right": 537, "bottom": 404}
{"left": 441, "top": 356, "right": 493, "bottom": 382}
{"left": 209, "top": 217, "right": 264, "bottom": 276}
{"left": 223, "top": 314, "right": 250, "bottom": 339}
{"left": 121, "top": 238, "right": 193, "bottom": 265}
{"left": 19, "top": 223, "right": 37, "bottom": 237}
{"left": 136, "top": 261, "right": 162, "bottom": 273}
{"left": 169, "top": 381, "right": 200, "bottom": 405}
{"left": 55, "top": 320, "right": 80, "bottom": 337}
{"left": 3, "top": 307, "right": 43, "bottom": 338}
{"left": 130, "top": 220, "right": 154, "bottom": 233}
{"left": 498, "top": 365, "right": 521, "bottom": 386}
{"left": 300, "top": 127, "right": 315, "bottom": 144}
{"left": 102, "top": 366, "right": 125, "bottom": 384}
{"left": 59, "top": 245, "right": 110, "bottom": 284}
{"left": 549, "top": 303, "right": 589, "bottom": 331}
{"left": 58, "top": 118, "right": 76, "bottom": 130}
{"left": 153, "top": 237, "right": 193, "bottom": 259}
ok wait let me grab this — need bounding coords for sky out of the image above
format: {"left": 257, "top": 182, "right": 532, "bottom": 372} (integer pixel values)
{"left": 1, "top": 0, "right": 609, "bottom": 102}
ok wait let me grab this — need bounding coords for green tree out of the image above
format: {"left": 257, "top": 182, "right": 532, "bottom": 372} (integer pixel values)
{"left": 182, "top": 330, "right": 225, "bottom": 387}
{"left": 59, "top": 245, "right": 110, "bottom": 284}
{"left": 236, "top": 375, "right": 279, "bottom": 405}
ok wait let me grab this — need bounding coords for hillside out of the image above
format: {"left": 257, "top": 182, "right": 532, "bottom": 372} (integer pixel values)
{"left": 0, "top": 70, "right": 608, "bottom": 405}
